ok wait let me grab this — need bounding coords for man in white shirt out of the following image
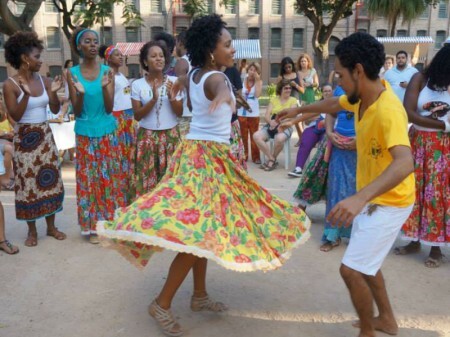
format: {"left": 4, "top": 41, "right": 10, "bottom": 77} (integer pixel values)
{"left": 383, "top": 50, "right": 418, "bottom": 103}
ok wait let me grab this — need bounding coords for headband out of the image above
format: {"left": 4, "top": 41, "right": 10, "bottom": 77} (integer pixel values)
{"left": 76, "top": 29, "right": 99, "bottom": 46}
{"left": 104, "top": 46, "right": 116, "bottom": 61}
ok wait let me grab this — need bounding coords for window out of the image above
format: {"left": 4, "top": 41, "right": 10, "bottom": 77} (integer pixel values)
{"left": 270, "top": 63, "right": 280, "bottom": 78}
{"left": 270, "top": 28, "right": 282, "bottom": 48}
{"left": 438, "top": 0, "right": 448, "bottom": 18}
{"left": 45, "top": 0, "right": 58, "bottom": 13}
{"left": 225, "top": 0, "right": 236, "bottom": 14}
{"left": 357, "top": 28, "right": 367, "bottom": 33}
{"left": 416, "top": 30, "right": 427, "bottom": 37}
{"left": 46, "top": 27, "right": 60, "bottom": 49}
{"left": 150, "top": 0, "right": 162, "bottom": 13}
{"left": 292, "top": 28, "right": 304, "bottom": 48}
{"left": 15, "top": 2, "right": 25, "bottom": 14}
{"left": 128, "top": 64, "right": 140, "bottom": 79}
{"left": 49, "top": 66, "right": 62, "bottom": 78}
{"left": 420, "top": 5, "right": 429, "bottom": 19}
{"left": 100, "top": 27, "right": 113, "bottom": 46}
{"left": 248, "top": 27, "right": 259, "bottom": 39}
{"left": 206, "top": 0, "right": 213, "bottom": 14}
{"left": 376, "top": 29, "right": 387, "bottom": 37}
{"left": 228, "top": 27, "right": 237, "bottom": 39}
{"left": 151, "top": 26, "right": 164, "bottom": 39}
{"left": 0, "top": 66, "right": 7, "bottom": 82}
{"left": 435, "top": 30, "right": 446, "bottom": 48}
{"left": 272, "top": 0, "right": 281, "bottom": 15}
{"left": 396, "top": 29, "right": 407, "bottom": 37}
{"left": 125, "top": 27, "right": 139, "bottom": 42}
{"left": 248, "top": 0, "right": 259, "bottom": 15}
{"left": 359, "top": 0, "right": 368, "bottom": 16}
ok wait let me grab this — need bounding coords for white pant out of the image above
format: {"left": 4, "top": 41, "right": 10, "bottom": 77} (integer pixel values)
{"left": 342, "top": 204, "right": 413, "bottom": 276}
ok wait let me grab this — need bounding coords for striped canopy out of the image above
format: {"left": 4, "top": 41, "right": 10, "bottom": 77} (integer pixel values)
{"left": 376, "top": 36, "right": 434, "bottom": 60}
{"left": 232, "top": 39, "right": 262, "bottom": 59}
{"left": 115, "top": 42, "right": 145, "bottom": 56}
{"left": 376, "top": 36, "right": 434, "bottom": 44}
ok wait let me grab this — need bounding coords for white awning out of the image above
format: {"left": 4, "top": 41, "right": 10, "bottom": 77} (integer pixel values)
{"left": 232, "top": 39, "right": 262, "bottom": 59}
{"left": 377, "top": 36, "right": 434, "bottom": 60}
{"left": 377, "top": 36, "right": 434, "bottom": 44}
{"left": 115, "top": 42, "right": 145, "bottom": 56}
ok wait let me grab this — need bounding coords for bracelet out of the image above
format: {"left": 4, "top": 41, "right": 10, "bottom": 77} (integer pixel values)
{"left": 444, "top": 120, "right": 450, "bottom": 133}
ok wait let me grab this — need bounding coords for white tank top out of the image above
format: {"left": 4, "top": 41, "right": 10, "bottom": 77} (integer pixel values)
{"left": 186, "top": 70, "right": 235, "bottom": 144}
{"left": 181, "top": 55, "right": 193, "bottom": 117}
{"left": 9, "top": 75, "right": 49, "bottom": 124}
{"left": 415, "top": 84, "right": 450, "bottom": 132}
{"left": 237, "top": 79, "right": 260, "bottom": 118}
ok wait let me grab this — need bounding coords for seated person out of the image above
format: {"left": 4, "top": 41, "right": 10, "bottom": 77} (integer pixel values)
{"left": 253, "top": 80, "right": 297, "bottom": 171}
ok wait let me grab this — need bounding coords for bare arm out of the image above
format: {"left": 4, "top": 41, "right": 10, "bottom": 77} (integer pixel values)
{"left": 205, "top": 73, "right": 236, "bottom": 113}
{"left": 254, "top": 79, "right": 263, "bottom": 98}
{"left": 404, "top": 72, "right": 446, "bottom": 131}
{"left": 327, "top": 145, "right": 414, "bottom": 227}
{"left": 132, "top": 98, "right": 157, "bottom": 121}
{"left": 44, "top": 76, "right": 62, "bottom": 114}
{"left": 67, "top": 71, "right": 84, "bottom": 117}
{"left": 174, "top": 58, "right": 189, "bottom": 78}
{"left": 102, "top": 70, "right": 115, "bottom": 113}
{"left": 3, "top": 79, "right": 30, "bottom": 122}
{"left": 276, "top": 96, "right": 342, "bottom": 122}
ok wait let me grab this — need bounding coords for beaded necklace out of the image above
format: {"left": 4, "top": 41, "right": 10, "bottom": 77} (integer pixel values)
{"left": 149, "top": 74, "right": 167, "bottom": 128}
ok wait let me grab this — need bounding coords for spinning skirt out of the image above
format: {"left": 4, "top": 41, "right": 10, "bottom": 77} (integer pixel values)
{"left": 97, "top": 140, "right": 310, "bottom": 271}
{"left": 13, "top": 122, "right": 64, "bottom": 220}
{"left": 230, "top": 120, "right": 247, "bottom": 170}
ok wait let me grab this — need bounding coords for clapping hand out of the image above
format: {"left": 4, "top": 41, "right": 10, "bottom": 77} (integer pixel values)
{"left": 166, "top": 79, "right": 174, "bottom": 100}
{"left": 51, "top": 75, "right": 63, "bottom": 92}
{"left": 101, "top": 70, "right": 113, "bottom": 88}
{"left": 71, "top": 75, "right": 85, "bottom": 94}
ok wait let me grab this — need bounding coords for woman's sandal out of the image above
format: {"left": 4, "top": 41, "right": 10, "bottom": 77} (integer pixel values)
{"left": 320, "top": 239, "right": 341, "bottom": 252}
{"left": 24, "top": 232, "right": 38, "bottom": 247}
{"left": 148, "top": 299, "right": 183, "bottom": 337}
{"left": 264, "top": 160, "right": 278, "bottom": 171}
{"left": 0, "top": 240, "right": 19, "bottom": 254}
{"left": 46, "top": 227, "right": 67, "bottom": 241}
{"left": 190, "top": 295, "right": 228, "bottom": 312}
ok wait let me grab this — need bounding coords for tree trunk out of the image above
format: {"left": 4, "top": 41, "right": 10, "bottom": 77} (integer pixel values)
{"left": 311, "top": 24, "right": 331, "bottom": 85}
{"left": 389, "top": 10, "right": 400, "bottom": 36}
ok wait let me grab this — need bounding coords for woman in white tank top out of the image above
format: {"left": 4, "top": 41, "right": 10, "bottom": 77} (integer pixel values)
{"left": 395, "top": 45, "right": 450, "bottom": 268}
{"left": 3, "top": 31, "right": 66, "bottom": 248}
{"left": 97, "top": 15, "right": 310, "bottom": 337}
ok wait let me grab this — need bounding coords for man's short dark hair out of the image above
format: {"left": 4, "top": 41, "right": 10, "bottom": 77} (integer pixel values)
{"left": 396, "top": 50, "right": 408, "bottom": 58}
{"left": 335, "top": 32, "right": 385, "bottom": 81}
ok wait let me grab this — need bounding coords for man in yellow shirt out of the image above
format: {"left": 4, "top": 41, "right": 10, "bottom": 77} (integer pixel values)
{"left": 277, "top": 32, "right": 415, "bottom": 337}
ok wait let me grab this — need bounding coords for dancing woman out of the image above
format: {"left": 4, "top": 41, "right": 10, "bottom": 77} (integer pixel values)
{"left": 99, "top": 45, "right": 136, "bottom": 204}
{"left": 97, "top": 14, "right": 310, "bottom": 337}
{"left": 66, "top": 27, "right": 122, "bottom": 244}
{"left": 3, "top": 31, "right": 65, "bottom": 247}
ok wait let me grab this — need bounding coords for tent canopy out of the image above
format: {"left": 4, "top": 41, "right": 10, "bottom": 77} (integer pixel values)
{"left": 376, "top": 36, "right": 434, "bottom": 60}
{"left": 115, "top": 39, "right": 262, "bottom": 59}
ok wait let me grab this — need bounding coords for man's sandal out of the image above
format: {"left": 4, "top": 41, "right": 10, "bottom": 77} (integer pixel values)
{"left": 148, "top": 299, "right": 183, "bottom": 337}
{"left": 46, "top": 227, "right": 67, "bottom": 241}
{"left": 320, "top": 239, "right": 341, "bottom": 252}
{"left": 0, "top": 240, "right": 19, "bottom": 254}
{"left": 190, "top": 295, "right": 228, "bottom": 312}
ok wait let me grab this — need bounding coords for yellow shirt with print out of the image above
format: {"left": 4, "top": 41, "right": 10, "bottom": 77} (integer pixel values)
{"left": 270, "top": 96, "right": 298, "bottom": 116}
{"left": 338, "top": 81, "right": 415, "bottom": 207}
{"left": 0, "top": 119, "right": 13, "bottom": 133}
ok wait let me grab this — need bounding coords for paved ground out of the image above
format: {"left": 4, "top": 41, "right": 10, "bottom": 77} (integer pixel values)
{"left": 1, "top": 139, "right": 449, "bottom": 337}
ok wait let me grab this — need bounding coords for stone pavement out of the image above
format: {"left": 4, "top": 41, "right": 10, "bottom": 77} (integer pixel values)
{"left": 1, "top": 141, "right": 449, "bottom": 337}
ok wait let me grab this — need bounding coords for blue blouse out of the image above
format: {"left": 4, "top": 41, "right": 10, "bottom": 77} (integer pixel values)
{"left": 334, "top": 86, "right": 355, "bottom": 137}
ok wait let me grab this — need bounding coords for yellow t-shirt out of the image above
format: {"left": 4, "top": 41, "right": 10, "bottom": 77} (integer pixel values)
{"left": 338, "top": 80, "right": 415, "bottom": 207}
{"left": 0, "top": 119, "right": 13, "bottom": 133}
{"left": 269, "top": 96, "right": 297, "bottom": 116}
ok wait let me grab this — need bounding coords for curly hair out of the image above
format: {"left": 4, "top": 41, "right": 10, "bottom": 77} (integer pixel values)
{"left": 185, "top": 14, "right": 227, "bottom": 68}
{"left": 4, "top": 31, "right": 44, "bottom": 70}
{"left": 139, "top": 40, "right": 170, "bottom": 72}
{"left": 279, "top": 57, "right": 296, "bottom": 76}
{"left": 276, "top": 79, "right": 291, "bottom": 96}
{"left": 154, "top": 32, "right": 175, "bottom": 54}
{"left": 335, "top": 32, "right": 385, "bottom": 81}
{"left": 297, "top": 53, "right": 313, "bottom": 70}
{"left": 425, "top": 45, "right": 450, "bottom": 91}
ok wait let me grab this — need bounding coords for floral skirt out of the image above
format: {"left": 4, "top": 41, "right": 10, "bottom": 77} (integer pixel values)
{"left": 76, "top": 132, "right": 124, "bottom": 235}
{"left": 230, "top": 119, "right": 247, "bottom": 170}
{"left": 293, "top": 136, "right": 332, "bottom": 206}
{"left": 97, "top": 140, "right": 310, "bottom": 271}
{"left": 13, "top": 122, "right": 64, "bottom": 220}
{"left": 112, "top": 108, "right": 137, "bottom": 204}
{"left": 323, "top": 147, "right": 356, "bottom": 243}
{"left": 400, "top": 129, "right": 449, "bottom": 246}
{"left": 135, "top": 126, "right": 180, "bottom": 198}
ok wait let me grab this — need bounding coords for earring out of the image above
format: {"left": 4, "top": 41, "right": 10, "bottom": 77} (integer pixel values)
{"left": 23, "top": 61, "right": 30, "bottom": 70}
{"left": 210, "top": 53, "right": 216, "bottom": 66}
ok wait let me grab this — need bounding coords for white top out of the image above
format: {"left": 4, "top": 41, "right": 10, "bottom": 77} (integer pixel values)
{"left": 186, "top": 70, "right": 235, "bottom": 144}
{"left": 46, "top": 105, "right": 69, "bottom": 122}
{"left": 181, "top": 54, "right": 193, "bottom": 118}
{"left": 414, "top": 85, "right": 450, "bottom": 132}
{"left": 384, "top": 66, "right": 418, "bottom": 103}
{"left": 237, "top": 79, "right": 260, "bottom": 118}
{"left": 10, "top": 75, "right": 49, "bottom": 124}
{"left": 113, "top": 72, "right": 132, "bottom": 111}
{"left": 131, "top": 75, "right": 182, "bottom": 130}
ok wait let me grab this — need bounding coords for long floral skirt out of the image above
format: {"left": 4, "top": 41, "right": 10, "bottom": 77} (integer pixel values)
{"left": 230, "top": 119, "right": 247, "bottom": 170}
{"left": 293, "top": 136, "right": 332, "bottom": 206}
{"left": 400, "top": 129, "right": 449, "bottom": 246}
{"left": 135, "top": 126, "right": 180, "bottom": 198}
{"left": 97, "top": 140, "right": 311, "bottom": 271}
{"left": 112, "top": 108, "right": 137, "bottom": 204}
{"left": 76, "top": 132, "right": 124, "bottom": 235}
{"left": 323, "top": 147, "right": 356, "bottom": 243}
{"left": 13, "top": 122, "right": 64, "bottom": 220}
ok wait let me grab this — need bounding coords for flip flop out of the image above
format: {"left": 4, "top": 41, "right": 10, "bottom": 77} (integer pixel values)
{"left": 0, "top": 240, "right": 19, "bottom": 254}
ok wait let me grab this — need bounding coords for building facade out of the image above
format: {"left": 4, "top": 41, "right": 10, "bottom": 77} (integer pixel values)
{"left": 0, "top": 0, "right": 449, "bottom": 83}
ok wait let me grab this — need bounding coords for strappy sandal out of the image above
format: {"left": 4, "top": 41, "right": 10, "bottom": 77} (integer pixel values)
{"left": 148, "top": 299, "right": 183, "bottom": 337}
{"left": 190, "top": 295, "right": 228, "bottom": 312}
{"left": 264, "top": 160, "right": 278, "bottom": 171}
{"left": 0, "top": 240, "right": 19, "bottom": 254}
{"left": 24, "top": 232, "right": 38, "bottom": 247}
{"left": 46, "top": 227, "right": 67, "bottom": 241}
